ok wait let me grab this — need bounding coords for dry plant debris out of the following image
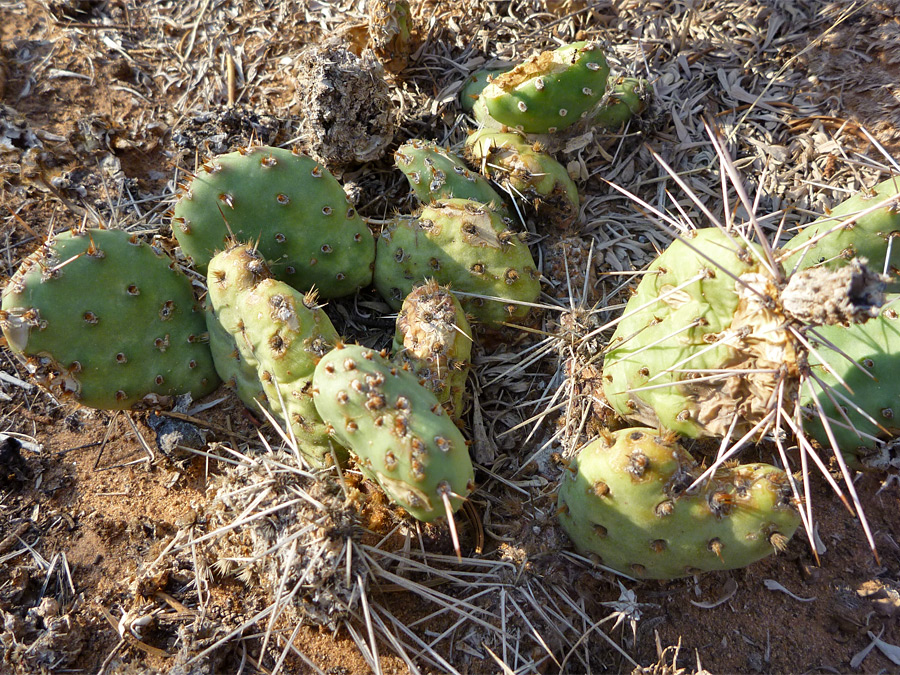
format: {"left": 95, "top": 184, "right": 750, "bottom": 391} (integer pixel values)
{"left": 1, "top": 1, "right": 900, "bottom": 673}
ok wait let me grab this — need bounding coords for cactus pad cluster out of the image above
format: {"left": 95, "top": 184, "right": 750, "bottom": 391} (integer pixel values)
{"left": 206, "top": 243, "right": 345, "bottom": 467}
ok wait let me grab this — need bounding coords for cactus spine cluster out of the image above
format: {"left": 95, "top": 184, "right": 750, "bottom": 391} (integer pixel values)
{"left": 172, "top": 146, "right": 375, "bottom": 298}
{"left": 1, "top": 228, "right": 219, "bottom": 409}
{"left": 312, "top": 343, "right": 475, "bottom": 521}
{"left": 557, "top": 428, "right": 801, "bottom": 579}
{"left": 392, "top": 279, "right": 473, "bottom": 421}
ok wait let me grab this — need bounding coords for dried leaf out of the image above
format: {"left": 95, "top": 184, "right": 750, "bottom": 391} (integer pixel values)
{"left": 763, "top": 579, "right": 817, "bottom": 603}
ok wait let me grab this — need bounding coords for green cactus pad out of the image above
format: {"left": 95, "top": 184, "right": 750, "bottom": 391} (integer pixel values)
{"left": 802, "top": 300, "right": 900, "bottom": 468}
{"left": 172, "top": 145, "right": 375, "bottom": 298}
{"left": 459, "top": 67, "right": 510, "bottom": 114}
{"left": 312, "top": 343, "right": 475, "bottom": 521}
{"left": 781, "top": 177, "right": 900, "bottom": 290}
{"left": 394, "top": 139, "right": 508, "bottom": 212}
{"left": 373, "top": 198, "right": 541, "bottom": 327}
{"left": 477, "top": 41, "right": 610, "bottom": 134}
{"left": 466, "top": 129, "right": 579, "bottom": 229}
{"left": 557, "top": 428, "right": 801, "bottom": 579}
{"left": 206, "top": 244, "right": 346, "bottom": 467}
{"left": 392, "top": 279, "right": 473, "bottom": 421}
{"left": 592, "top": 77, "right": 652, "bottom": 130}
{"left": 602, "top": 228, "right": 795, "bottom": 439}
{"left": 1, "top": 229, "right": 219, "bottom": 409}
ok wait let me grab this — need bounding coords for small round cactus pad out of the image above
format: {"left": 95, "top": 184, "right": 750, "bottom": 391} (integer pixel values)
{"left": 1, "top": 228, "right": 219, "bottom": 409}
{"left": 172, "top": 145, "right": 375, "bottom": 298}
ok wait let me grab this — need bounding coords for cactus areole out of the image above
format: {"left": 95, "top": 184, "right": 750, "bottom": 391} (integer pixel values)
{"left": 1, "top": 228, "right": 219, "bottom": 409}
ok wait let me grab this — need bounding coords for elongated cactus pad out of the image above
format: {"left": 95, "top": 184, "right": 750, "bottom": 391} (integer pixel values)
{"left": 802, "top": 300, "right": 900, "bottom": 468}
{"left": 603, "top": 228, "right": 798, "bottom": 439}
{"left": 557, "top": 428, "right": 801, "bottom": 579}
{"left": 172, "top": 145, "right": 374, "bottom": 298}
{"left": 1, "top": 229, "right": 219, "bottom": 409}
{"left": 313, "top": 343, "right": 475, "bottom": 521}
{"left": 782, "top": 177, "right": 900, "bottom": 290}
{"left": 392, "top": 279, "right": 473, "bottom": 421}
{"left": 394, "top": 139, "right": 507, "bottom": 212}
{"left": 373, "top": 198, "right": 541, "bottom": 327}
{"left": 466, "top": 128, "right": 579, "bottom": 229}
{"left": 477, "top": 41, "right": 610, "bottom": 133}
{"left": 207, "top": 243, "right": 346, "bottom": 467}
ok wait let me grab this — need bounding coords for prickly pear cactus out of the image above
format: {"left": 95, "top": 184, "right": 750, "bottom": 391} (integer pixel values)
{"left": 1, "top": 228, "right": 219, "bottom": 409}
{"left": 312, "top": 343, "right": 475, "bottom": 521}
{"left": 557, "top": 428, "right": 801, "bottom": 579}
{"left": 782, "top": 177, "right": 900, "bottom": 289}
{"left": 373, "top": 198, "right": 541, "bottom": 327}
{"left": 476, "top": 41, "right": 610, "bottom": 134}
{"left": 392, "top": 279, "right": 473, "bottom": 421}
{"left": 802, "top": 299, "right": 900, "bottom": 468}
{"left": 206, "top": 243, "right": 346, "bottom": 467}
{"left": 394, "top": 139, "right": 507, "bottom": 212}
{"left": 466, "top": 128, "right": 579, "bottom": 229}
{"left": 172, "top": 145, "right": 374, "bottom": 298}
{"left": 602, "top": 228, "right": 797, "bottom": 439}
{"left": 368, "top": 0, "right": 412, "bottom": 70}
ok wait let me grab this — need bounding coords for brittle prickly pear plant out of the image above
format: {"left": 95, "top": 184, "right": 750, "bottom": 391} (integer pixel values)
{"left": 172, "top": 145, "right": 375, "bottom": 298}
{"left": 557, "top": 428, "right": 801, "bottom": 579}
{"left": 206, "top": 242, "right": 347, "bottom": 467}
{"left": 1, "top": 228, "right": 219, "bottom": 409}
{"left": 368, "top": 0, "right": 412, "bottom": 71}
{"left": 465, "top": 128, "right": 579, "bottom": 229}
{"left": 392, "top": 279, "right": 473, "bottom": 422}
{"left": 373, "top": 197, "right": 541, "bottom": 327}
{"left": 475, "top": 41, "right": 610, "bottom": 134}
{"left": 312, "top": 343, "right": 475, "bottom": 522}
{"left": 394, "top": 139, "right": 508, "bottom": 213}
{"left": 602, "top": 227, "right": 886, "bottom": 441}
